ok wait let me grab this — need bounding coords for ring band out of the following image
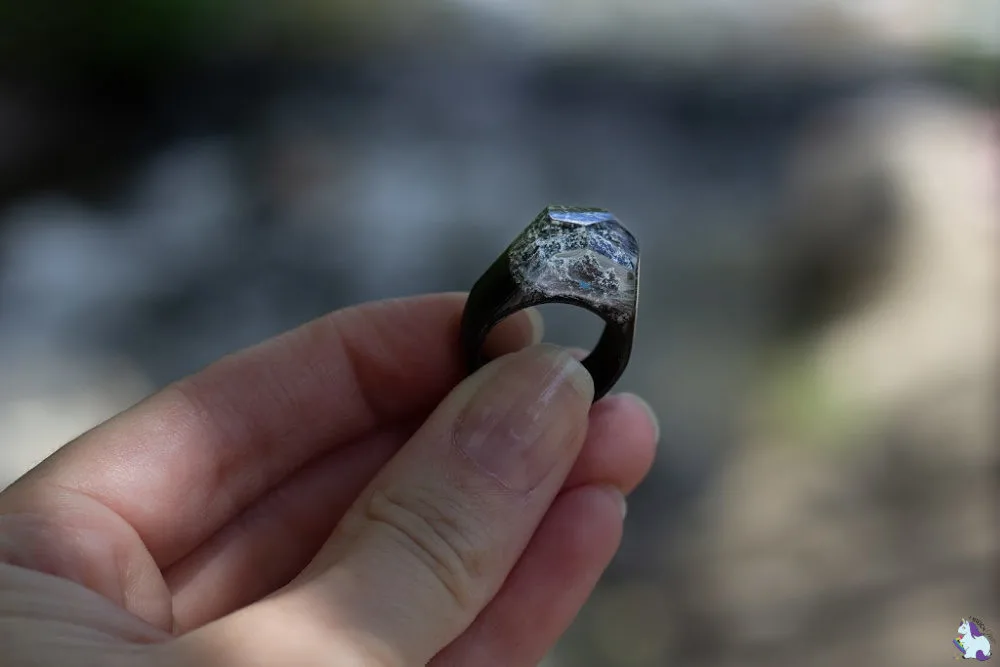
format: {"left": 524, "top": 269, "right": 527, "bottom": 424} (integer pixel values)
{"left": 460, "top": 205, "right": 640, "bottom": 401}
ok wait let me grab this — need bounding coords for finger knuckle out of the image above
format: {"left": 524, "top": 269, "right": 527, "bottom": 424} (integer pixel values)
{"left": 363, "top": 487, "right": 485, "bottom": 611}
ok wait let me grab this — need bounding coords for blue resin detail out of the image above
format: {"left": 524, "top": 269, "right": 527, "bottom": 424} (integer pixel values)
{"left": 587, "top": 230, "right": 638, "bottom": 271}
{"left": 547, "top": 207, "right": 617, "bottom": 226}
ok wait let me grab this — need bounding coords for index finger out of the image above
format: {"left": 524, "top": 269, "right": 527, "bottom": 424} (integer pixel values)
{"left": 4, "top": 293, "right": 542, "bottom": 567}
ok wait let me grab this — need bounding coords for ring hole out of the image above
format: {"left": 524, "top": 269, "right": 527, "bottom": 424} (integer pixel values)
{"left": 534, "top": 303, "right": 604, "bottom": 359}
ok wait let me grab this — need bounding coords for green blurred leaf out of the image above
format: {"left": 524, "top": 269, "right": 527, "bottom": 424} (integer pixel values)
{"left": 0, "top": 0, "right": 419, "bottom": 75}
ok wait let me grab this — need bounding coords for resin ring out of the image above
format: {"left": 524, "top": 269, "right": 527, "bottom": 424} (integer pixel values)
{"left": 460, "top": 205, "right": 640, "bottom": 402}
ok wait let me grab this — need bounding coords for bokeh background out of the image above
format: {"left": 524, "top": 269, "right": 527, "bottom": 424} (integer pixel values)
{"left": 1, "top": 2, "right": 997, "bottom": 665}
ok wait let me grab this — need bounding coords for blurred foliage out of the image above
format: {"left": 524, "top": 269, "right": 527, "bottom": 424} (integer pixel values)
{"left": 753, "top": 345, "right": 870, "bottom": 451}
{"left": 933, "top": 47, "right": 1000, "bottom": 103}
{"left": 2, "top": 1, "right": 997, "bottom": 88}
{"left": 0, "top": 0, "right": 229, "bottom": 72}
{"left": 0, "top": 0, "right": 451, "bottom": 77}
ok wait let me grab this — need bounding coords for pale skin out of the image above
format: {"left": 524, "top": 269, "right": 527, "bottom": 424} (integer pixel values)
{"left": 0, "top": 292, "right": 658, "bottom": 667}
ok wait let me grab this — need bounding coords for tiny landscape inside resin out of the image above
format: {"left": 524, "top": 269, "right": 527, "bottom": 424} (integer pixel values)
{"left": 507, "top": 206, "right": 639, "bottom": 321}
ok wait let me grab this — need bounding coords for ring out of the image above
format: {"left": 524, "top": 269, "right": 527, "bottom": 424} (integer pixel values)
{"left": 460, "top": 205, "right": 640, "bottom": 401}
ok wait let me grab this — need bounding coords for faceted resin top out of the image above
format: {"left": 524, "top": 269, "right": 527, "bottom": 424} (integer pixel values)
{"left": 507, "top": 206, "right": 639, "bottom": 321}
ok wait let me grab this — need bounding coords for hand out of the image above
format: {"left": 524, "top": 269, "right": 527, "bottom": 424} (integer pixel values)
{"left": 0, "top": 293, "right": 657, "bottom": 666}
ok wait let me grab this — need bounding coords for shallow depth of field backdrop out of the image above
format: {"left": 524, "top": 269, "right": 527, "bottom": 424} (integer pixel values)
{"left": 0, "top": 2, "right": 997, "bottom": 665}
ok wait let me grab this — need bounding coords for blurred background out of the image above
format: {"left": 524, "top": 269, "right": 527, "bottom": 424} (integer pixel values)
{"left": 0, "top": 1, "right": 997, "bottom": 665}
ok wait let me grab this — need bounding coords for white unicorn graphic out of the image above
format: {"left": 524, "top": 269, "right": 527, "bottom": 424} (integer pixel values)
{"left": 954, "top": 617, "right": 993, "bottom": 661}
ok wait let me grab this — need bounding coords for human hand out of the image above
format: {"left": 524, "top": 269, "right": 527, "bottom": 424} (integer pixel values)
{"left": 0, "top": 293, "right": 658, "bottom": 666}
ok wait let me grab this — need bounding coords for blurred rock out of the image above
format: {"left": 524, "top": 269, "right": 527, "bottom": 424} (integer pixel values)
{"left": 680, "top": 85, "right": 998, "bottom": 667}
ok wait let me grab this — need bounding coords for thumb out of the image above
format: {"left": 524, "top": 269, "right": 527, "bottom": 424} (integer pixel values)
{"left": 165, "top": 344, "right": 594, "bottom": 667}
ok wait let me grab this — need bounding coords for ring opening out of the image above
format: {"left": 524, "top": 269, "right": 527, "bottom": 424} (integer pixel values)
{"left": 533, "top": 302, "right": 605, "bottom": 358}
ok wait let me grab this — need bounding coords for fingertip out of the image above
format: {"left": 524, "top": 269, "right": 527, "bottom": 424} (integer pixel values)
{"left": 592, "top": 483, "right": 628, "bottom": 520}
{"left": 449, "top": 343, "right": 593, "bottom": 491}
{"left": 549, "top": 484, "right": 626, "bottom": 559}
{"left": 523, "top": 307, "right": 545, "bottom": 345}
{"left": 481, "top": 308, "right": 545, "bottom": 359}
{"left": 564, "top": 392, "right": 659, "bottom": 494}
{"left": 615, "top": 392, "right": 660, "bottom": 444}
